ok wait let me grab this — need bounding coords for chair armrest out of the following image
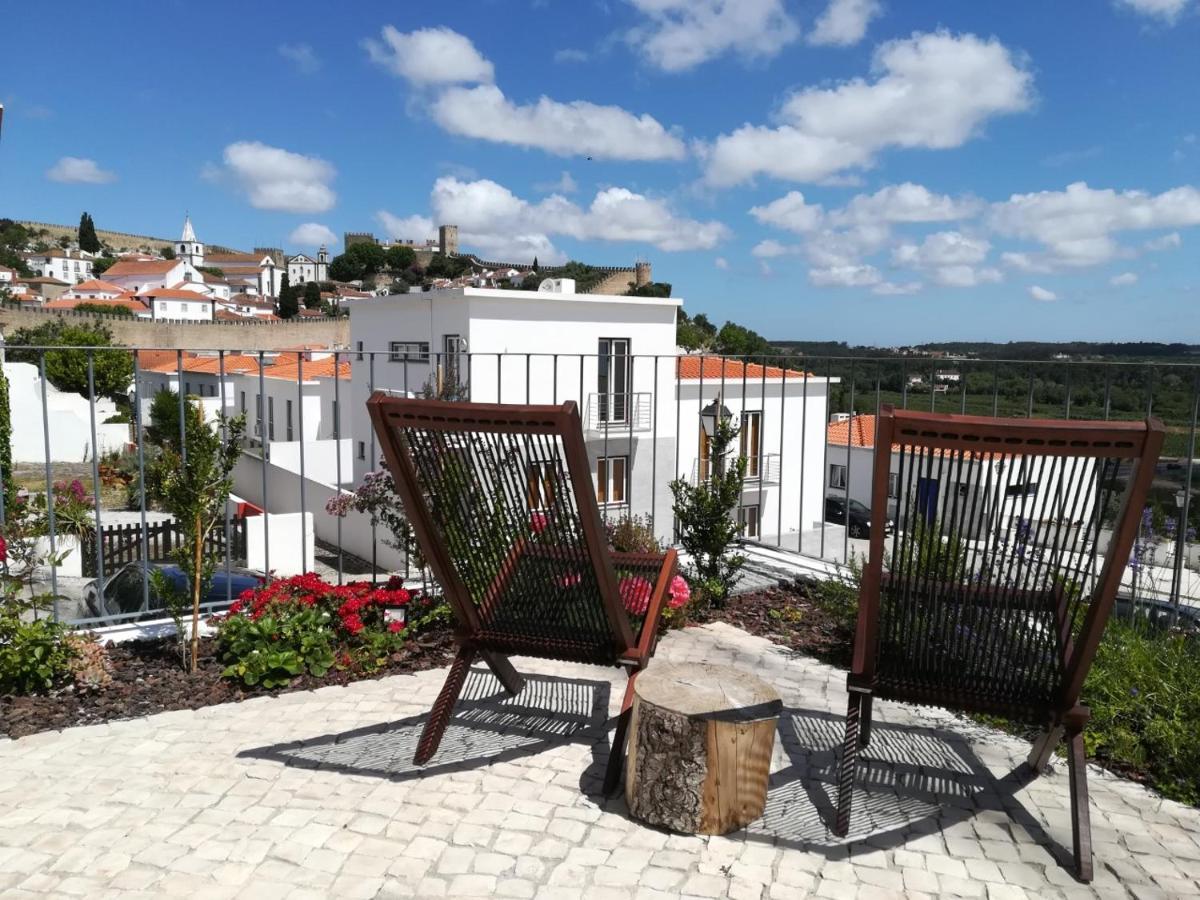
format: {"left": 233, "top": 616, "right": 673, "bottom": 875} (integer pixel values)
{"left": 629, "top": 549, "right": 678, "bottom": 664}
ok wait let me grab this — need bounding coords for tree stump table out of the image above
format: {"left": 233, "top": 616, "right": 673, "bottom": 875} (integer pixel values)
{"left": 625, "top": 662, "right": 781, "bottom": 835}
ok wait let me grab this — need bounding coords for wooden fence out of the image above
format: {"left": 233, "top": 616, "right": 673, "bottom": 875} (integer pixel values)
{"left": 82, "top": 518, "right": 247, "bottom": 577}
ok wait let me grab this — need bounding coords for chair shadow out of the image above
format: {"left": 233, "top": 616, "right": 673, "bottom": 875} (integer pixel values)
{"left": 744, "top": 706, "right": 1068, "bottom": 869}
{"left": 238, "top": 667, "right": 614, "bottom": 784}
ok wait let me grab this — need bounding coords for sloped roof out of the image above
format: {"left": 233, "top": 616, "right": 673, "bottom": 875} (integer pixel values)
{"left": 43, "top": 297, "right": 150, "bottom": 313}
{"left": 263, "top": 356, "right": 351, "bottom": 382}
{"left": 104, "top": 259, "right": 179, "bottom": 277}
{"left": 65, "top": 278, "right": 125, "bottom": 294}
{"left": 140, "top": 288, "right": 209, "bottom": 301}
{"left": 676, "top": 356, "right": 810, "bottom": 381}
{"left": 827, "top": 415, "right": 880, "bottom": 449}
{"left": 140, "top": 353, "right": 262, "bottom": 376}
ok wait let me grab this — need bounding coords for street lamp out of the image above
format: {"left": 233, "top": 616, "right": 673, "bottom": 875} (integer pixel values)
{"left": 700, "top": 396, "right": 732, "bottom": 479}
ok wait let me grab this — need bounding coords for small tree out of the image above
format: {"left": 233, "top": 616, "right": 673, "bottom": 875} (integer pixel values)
{"left": 0, "top": 367, "right": 16, "bottom": 515}
{"left": 385, "top": 244, "right": 415, "bottom": 272}
{"left": 669, "top": 414, "right": 747, "bottom": 606}
{"left": 151, "top": 400, "right": 246, "bottom": 672}
{"left": 146, "top": 388, "right": 183, "bottom": 449}
{"left": 78, "top": 212, "right": 100, "bottom": 253}
{"left": 303, "top": 280, "right": 321, "bottom": 308}
{"left": 161, "top": 245, "right": 176, "bottom": 260}
{"left": 277, "top": 274, "right": 298, "bottom": 319}
{"left": 4, "top": 319, "right": 133, "bottom": 400}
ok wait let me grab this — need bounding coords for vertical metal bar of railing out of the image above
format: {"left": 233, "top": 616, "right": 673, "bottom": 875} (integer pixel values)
{"left": 257, "top": 351, "right": 270, "bottom": 581}
{"left": 843, "top": 361, "right": 856, "bottom": 564}
{"left": 1171, "top": 372, "right": 1199, "bottom": 623}
{"left": 86, "top": 353, "right": 105, "bottom": 604}
{"left": 333, "top": 350, "right": 343, "bottom": 585}
{"left": 369, "top": 352, "right": 377, "bottom": 585}
{"left": 297, "top": 353, "right": 307, "bottom": 574}
{"left": 1103, "top": 366, "right": 1112, "bottom": 420}
{"left": 820, "top": 358, "right": 832, "bottom": 559}
{"left": 674, "top": 355, "right": 682, "bottom": 540}
{"left": 176, "top": 350, "right": 187, "bottom": 465}
{"left": 1145, "top": 366, "right": 1156, "bottom": 419}
{"left": 651, "top": 355, "right": 659, "bottom": 534}
{"left": 757, "top": 356, "right": 766, "bottom": 541}
{"left": 133, "top": 356, "right": 151, "bottom": 615}
{"left": 960, "top": 361, "right": 968, "bottom": 415}
{"left": 601, "top": 352, "right": 610, "bottom": 525}
{"left": 552, "top": 353, "right": 558, "bottom": 405}
{"left": 39, "top": 353, "right": 59, "bottom": 617}
{"left": 776, "top": 364, "right": 786, "bottom": 547}
{"left": 628, "top": 354, "right": 636, "bottom": 518}
{"left": 219, "top": 351, "right": 232, "bottom": 603}
{"left": 798, "top": 367, "right": 808, "bottom": 554}
{"left": 992, "top": 362, "right": 1000, "bottom": 418}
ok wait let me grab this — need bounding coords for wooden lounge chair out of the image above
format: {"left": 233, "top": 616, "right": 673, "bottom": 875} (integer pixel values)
{"left": 833, "top": 405, "right": 1164, "bottom": 882}
{"left": 368, "top": 395, "right": 678, "bottom": 794}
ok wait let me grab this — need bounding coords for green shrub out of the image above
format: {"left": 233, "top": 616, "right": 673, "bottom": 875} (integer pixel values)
{"left": 606, "top": 514, "right": 664, "bottom": 554}
{"left": 1083, "top": 619, "right": 1200, "bottom": 805}
{"left": 218, "top": 603, "right": 336, "bottom": 688}
{"left": 0, "top": 614, "right": 74, "bottom": 694}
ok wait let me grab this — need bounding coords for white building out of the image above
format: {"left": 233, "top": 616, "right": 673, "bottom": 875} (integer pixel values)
{"left": 103, "top": 257, "right": 205, "bottom": 295}
{"left": 2, "top": 361, "right": 128, "bottom": 463}
{"left": 140, "top": 288, "right": 213, "bottom": 321}
{"left": 62, "top": 278, "right": 126, "bottom": 300}
{"left": 0, "top": 265, "right": 16, "bottom": 284}
{"left": 345, "top": 281, "right": 834, "bottom": 549}
{"left": 287, "top": 248, "right": 329, "bottom": 285}
{"left": 825, "top": 413, "right": 1098, "bottom": 541}
{"left": 22, "top": 250, "right": 93, "bottom": 285}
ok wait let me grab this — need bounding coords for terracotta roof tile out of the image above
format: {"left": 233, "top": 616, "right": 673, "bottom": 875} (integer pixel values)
{"left": 103, "top": 259, "right": 179, "bottom": 276}
{"left": 676, "top": 356, "right": 810, "bottom": 381}
{"left": 64, "top": 278, "right": 125, "bottom": 295}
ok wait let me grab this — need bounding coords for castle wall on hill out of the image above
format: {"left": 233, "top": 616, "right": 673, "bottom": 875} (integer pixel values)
{"left": 0, "top": 304, "right": 349, "bottom": 351}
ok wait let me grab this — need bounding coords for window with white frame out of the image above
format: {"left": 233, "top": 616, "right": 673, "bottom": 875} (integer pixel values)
{"left": 595, "top": 456, "right": 628, "bottom": 506}
{"left": 390, "top": 341, "right": 430, "bottom": 363}
{"left": 829, "top": 464, "right": 847, "bottom": 489}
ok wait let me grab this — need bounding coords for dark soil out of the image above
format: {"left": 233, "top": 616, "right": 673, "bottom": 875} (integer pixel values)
{"left": 695, "top": 578, "right": 855, "bottom": 669}
{"left": 0, "top": 627, "right": 457, "bottom": 739}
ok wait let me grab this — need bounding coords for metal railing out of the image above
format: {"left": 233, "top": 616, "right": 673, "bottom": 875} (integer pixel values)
{"left": 0, "top": 344, "right": 1196, "bottom": 628}
{"left": 691, "top": 453, "right": 781, "bottom": 486}
{"left": 583, "top": 392, "right": 653, "bottom": 432}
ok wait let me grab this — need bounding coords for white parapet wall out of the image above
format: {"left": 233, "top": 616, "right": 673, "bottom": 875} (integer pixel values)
{"left": 245, "top": 512, "right": 314, "bottom": 577}
{"left": 3, "top": 361, "right": 130, "bottom": 462}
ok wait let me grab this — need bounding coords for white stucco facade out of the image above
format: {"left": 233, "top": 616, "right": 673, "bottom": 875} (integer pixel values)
{"left": 3, "top": 362, "right": 129, "bottom": 463}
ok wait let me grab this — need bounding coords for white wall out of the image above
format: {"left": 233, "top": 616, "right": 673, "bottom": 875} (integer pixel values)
{"left": 265, "top": 438, "right": 354, "bottom": 486}
{"left": 152, "top": 297, "right": 212, "bottom": 321}
{"left": 4, "top": 362, "right": 128, "bottom": 462}
{"left": 245, "top": 513, "right": 314, "bottom": 576}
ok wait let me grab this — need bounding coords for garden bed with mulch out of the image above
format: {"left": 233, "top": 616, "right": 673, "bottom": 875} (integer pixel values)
{"left": 0, "top": 627, "right": 457, "bottom": 739}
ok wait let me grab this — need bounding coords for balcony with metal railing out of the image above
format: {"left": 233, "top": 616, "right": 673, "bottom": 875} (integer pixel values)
{"left": 691, "top": 452, "right": 781, "bottom": 487}
{"left": 582, "top": 391, "right": 653, "bottom": 433}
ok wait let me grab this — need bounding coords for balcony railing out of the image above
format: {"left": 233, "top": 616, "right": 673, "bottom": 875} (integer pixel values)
{"left": 1, "top": 344, "right": 1196, "bottom": 629}
{"left": 691, "top": 453, "right": 781, "bottom": 486}
{"left": 583, "top": 392, "right": 653, "bottom": 432}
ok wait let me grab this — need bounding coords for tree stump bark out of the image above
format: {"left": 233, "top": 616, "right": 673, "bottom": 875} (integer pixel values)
{"left": 625, "top": 662, "right": 781, "bottom": 835}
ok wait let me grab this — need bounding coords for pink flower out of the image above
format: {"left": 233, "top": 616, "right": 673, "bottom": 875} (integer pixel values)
{"left": 0, "top": 533, "right": 7, "bottom": 564}
{"left": 530, "top": 512, "right": 548, "bottom": 534}
{"left": 619, "top": 576, "right": 653, "bottom": 616}
{"left": 667, "top": 575, "right": 691, "bottom": 609}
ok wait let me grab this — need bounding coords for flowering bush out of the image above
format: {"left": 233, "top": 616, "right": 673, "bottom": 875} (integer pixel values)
{"left": 216, "top": 573, "right": 414, "bottom": 689}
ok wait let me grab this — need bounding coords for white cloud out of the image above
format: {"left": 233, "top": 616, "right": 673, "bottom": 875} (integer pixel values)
{"left": 1114, "top": 0, "right": 1192, "bottom": 22}
{"left": 432, "top": 85, "right": 686, "bottom": 161}
{"left": 872, "top": 280, "right": 922, "bottom": 295}
{"left": 278, "top": 43, "right": 320, "bottom": 74}
{"left": 893, "top": 231, "right": 991, "bottom": 268}
{"left": 45, "top": 157, "right": 115, "bottom": 184}
{"left": 625, "top": 0, "right": 800, "bottom": 72}
{"left": 1145, "top": 231, "right": 1182, "bottom": 250}
{"left": 749, "top": 191, "right": 825, "bottom": 233}
{"left": 831, "top": 183, "right": 981, "bottom": 226}
{"left": 989, "top": 181, "right": 1200, "bottom": 268}
{"left": 808, "top": 0, "right": 882, "bottom": 47}
{"left": 534, "top": 171, "right": 579, "bottom": 194}
{"left": 714, "top": 257, "right": 729, "bottom": 270}
{"left": 364, "top": 26, "right": 494, "bottom": 85}
{"left": 375, "top": 211, "right": 435, "bottom": 241}
{"left": 289, "top": 223, "right": 337, "bottom": 247}
{"left": 751, "top": 239, "right": 796, "bottom": 258}
{"left": 1029, "top": 285, "right": 1057, "bottom": 302}
{"left": 1110, "top": 271, "right": 1139, "bottom": 286}
{"left": 809, "top": 264, "right": 882, "bottom": 287}
{"left": 704, "top": 31, "right": 1033, "bottom": 186}
{"left": 216, "top": 141, "right": 336, "bottom": 213}
{"left": 399, "top": 176, "right": 730, "bottom": 262}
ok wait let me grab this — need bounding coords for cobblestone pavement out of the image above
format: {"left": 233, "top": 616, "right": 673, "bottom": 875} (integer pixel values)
{"left": 1, "top": 622, "right": 1199, "bottom": 899}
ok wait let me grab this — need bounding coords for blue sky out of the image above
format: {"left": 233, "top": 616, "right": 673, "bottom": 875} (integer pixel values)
{"left": 1, "top": 0, "right": 1198, "bottom": 344}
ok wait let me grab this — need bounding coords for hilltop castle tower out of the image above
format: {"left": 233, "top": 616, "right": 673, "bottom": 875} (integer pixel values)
{"left": 439, "top": 224, "right": 459, "bottom": 256}
{"left": 178, "top": 215, "right": 204, "bottom": 267}
{"left": 635, "top": 260, "right": 652, "bottom": 287}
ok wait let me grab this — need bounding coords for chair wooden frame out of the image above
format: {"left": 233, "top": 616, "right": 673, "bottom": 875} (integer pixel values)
{"left": 368, "top": 394, "right": 678, "bottom": 794}
{"left": 833, "top": 405, "right": 1164, "bottom": 882}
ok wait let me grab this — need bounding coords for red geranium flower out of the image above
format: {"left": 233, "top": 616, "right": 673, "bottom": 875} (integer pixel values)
{"left": 530, "top": 512, "right": 548, "bottom": 534}
{"left": 388, "top": 621, "right": 403, "bottom": 633}
{"left": 342, "top": 614, "right": 364, "bottom": 635}
{"left": 667, "top": 575, "right": 691, "bottom": 610}
{"left": 0, "top": 533, "right": 7, "bottom": 564}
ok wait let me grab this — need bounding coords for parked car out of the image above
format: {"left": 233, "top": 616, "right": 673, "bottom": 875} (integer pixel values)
{"left": 1113, "top": 596, "right": 1200, "bottom": 632}
{"left": 84, "top": 561, "right": 265, "bottom": 623}
{"left": 824, "top": 496, "right": 893, "bottom": 539}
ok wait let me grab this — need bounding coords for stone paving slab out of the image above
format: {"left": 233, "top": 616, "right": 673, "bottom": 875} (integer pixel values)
{"left": 1, "top": 622, "right": 1199, "bottom": 898}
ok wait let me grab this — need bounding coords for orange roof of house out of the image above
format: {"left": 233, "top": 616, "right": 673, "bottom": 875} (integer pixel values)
{"left": 263, "top": 356, "right": 351, "bottom": 381}
{"left": 104, "top": 259, "right": 179, "bottom": 276}
{"left": 45, "top": 297, "right": 149, "bottom": 313}
{"left": 827, "top": 415, "right": 881, "bottom": 449}
{"left": 140, "top": 288, "right": 209, "bottom": 300}
{"left": 65, "top": 278, "right": 126, "bottom": 295}
{"left": 205, "top": 252, "right": 263, "bottom": 265}
{"left": 141, "top": 353, "right": 262, "bottom": 376}
{"left": 676, "top": 356, "right": 810, "bottom": 381}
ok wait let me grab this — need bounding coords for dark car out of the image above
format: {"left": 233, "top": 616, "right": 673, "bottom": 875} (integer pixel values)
{"left": 84, "top": 561, "right": 266, "bottom": 623}
{"left": 824, "top": 496, "right": 893, "bottom": 539}
{"left": 1113, "top": 596, "right": 1200, "bottom": 633}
